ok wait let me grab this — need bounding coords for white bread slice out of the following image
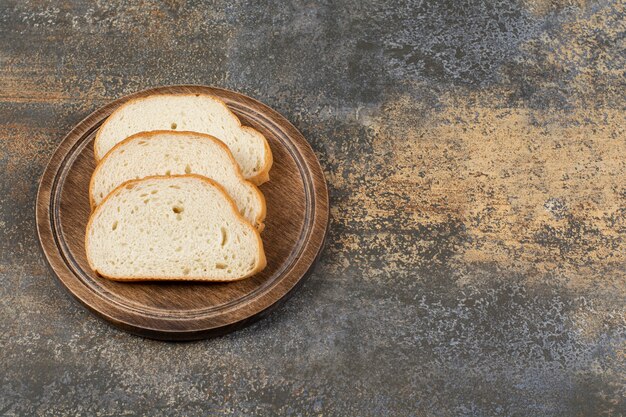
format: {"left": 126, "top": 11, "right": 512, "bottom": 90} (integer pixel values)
{"left": 85, "top": 175, "right": 266, "bottom": 281}
{"left": 90, "top": 131, "right": 266, "bottom": 231}
{"left": 94, "top": 93, "right": 273, "bottom": 185}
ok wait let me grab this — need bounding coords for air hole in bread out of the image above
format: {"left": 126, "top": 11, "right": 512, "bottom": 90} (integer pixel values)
{"left": 125, "top": 184, "right": 135, "bottom": 190}
{"left": 220, "top": 227, "right": 228, "bottom": 246}
{"left": 176, "top": 214, "right": 182, "bottom": 221}
{"left": 143, "top": 199, "right": 149, "bottom": 204}
{"left": 175, "top": 247, "right": 182, "bottom": 252}
{"left": 216, "top": 263, "right": 227, "bottom": 269}
{"left": 151, "top": 190, "right": 158, "bottom": 194}
{"left": 100, "top": 192, "right": 104, "bottom": 198}
{"left": 138, "top": 141, "right": 147, "bottom": 145}
{"left": 111, "top": 221, "right": 118, "bottom": 231}
{"left": 185, "top": 164, "right": 192, "bottom": 174}
{"left": 169, "top": 185, "right": 179, "bottom": 189}
{"left": 171, "top": 122, "right": 177, "bottom": 129}
{"left": 183, "top": 267, "right": 190, "bottom": 275}
{"left": 172, "top": 205, "right": 184, "bottom": 214}
{"left": 140, "top": 193, "right": 148, "bottom": 197}
{"left": 165, "top": 170, "right": 171, "bottom": 176}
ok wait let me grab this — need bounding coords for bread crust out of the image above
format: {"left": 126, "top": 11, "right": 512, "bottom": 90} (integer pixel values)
{"left": 240, "top": 125, "right": 273, "bottom": 185}
{"left": 89, "top": 130, "right": 266, "bottom": 231}
{"left": 94, "top": 93, "right": 273, "bottom": 185}
{"left": 85, "top": 174, "right": 267, "bottom": 282}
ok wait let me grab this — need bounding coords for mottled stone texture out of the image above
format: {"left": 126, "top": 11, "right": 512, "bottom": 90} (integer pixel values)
{"left": 1, "top": 0, "right": 624, "bottom": 416}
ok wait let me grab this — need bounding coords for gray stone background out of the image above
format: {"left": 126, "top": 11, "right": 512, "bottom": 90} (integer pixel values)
{"left": 1, "top": 0, "right": 624, "bottom": 416}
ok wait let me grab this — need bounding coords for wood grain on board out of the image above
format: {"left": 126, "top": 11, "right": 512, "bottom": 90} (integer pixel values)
{"left": 36, "top": 85, "right": 329, "bottom": 340}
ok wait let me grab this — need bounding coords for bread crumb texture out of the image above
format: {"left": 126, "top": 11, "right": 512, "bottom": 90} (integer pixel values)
{"left": 87, "top": 176, "right": 262, "bottom": 280}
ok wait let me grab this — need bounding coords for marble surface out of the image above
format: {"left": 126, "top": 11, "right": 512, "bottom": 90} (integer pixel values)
{"left": 1, "top": 1, "right": 624, "bottom": 415}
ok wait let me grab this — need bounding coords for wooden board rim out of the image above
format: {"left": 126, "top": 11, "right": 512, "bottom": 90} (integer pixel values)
{"left": 36, "top": 85, "right": 329, "bottom": 340}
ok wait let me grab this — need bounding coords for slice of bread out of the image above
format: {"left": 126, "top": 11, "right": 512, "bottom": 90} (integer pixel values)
{"left": 90, "top": 131, "right": 266, "bottom": 230}
{"left": 85, "top": 175, "right": 266, "bottom": 281}
{"left": 94, "top": 93, "right": 273, "bottom": 185}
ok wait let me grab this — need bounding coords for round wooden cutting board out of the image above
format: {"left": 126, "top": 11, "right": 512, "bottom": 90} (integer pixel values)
{"left": 36, "top": 85, "right": 329, "bottom": 340}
